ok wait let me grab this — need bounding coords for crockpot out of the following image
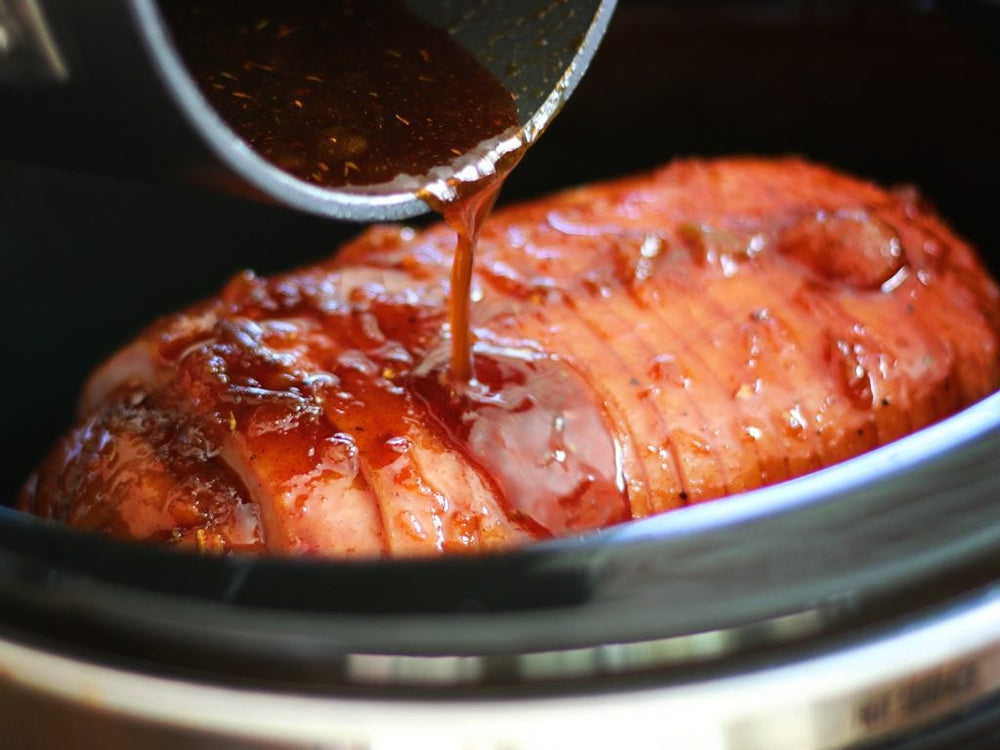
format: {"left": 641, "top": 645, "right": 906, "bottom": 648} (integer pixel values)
{"left": 2, "top": 1, "right": 1000, "bottom": 747}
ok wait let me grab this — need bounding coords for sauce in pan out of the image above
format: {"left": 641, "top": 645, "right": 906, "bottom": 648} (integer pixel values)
{"left": 160, "top": 0, "right": 521, "bottom": 189}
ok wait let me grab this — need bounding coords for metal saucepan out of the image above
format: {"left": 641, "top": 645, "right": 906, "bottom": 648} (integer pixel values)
{"left": 0, "top": 0, "right": 615, "bottom": 220}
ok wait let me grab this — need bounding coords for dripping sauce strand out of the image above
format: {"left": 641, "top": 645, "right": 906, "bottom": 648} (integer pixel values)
{"left": 421, "top": 155, "right": 520, "bottom": 382}
{"left": 446, "top": 184, "right": 501, "bottom": 383}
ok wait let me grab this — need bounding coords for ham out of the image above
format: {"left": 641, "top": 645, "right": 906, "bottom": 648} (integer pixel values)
{"left": 20, "top": 158, "right": 1000, "bottom": 556}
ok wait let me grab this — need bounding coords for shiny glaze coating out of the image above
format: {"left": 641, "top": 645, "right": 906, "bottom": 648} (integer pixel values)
{"left": 20, "top": 158, "right": 1000, "bottom": 556}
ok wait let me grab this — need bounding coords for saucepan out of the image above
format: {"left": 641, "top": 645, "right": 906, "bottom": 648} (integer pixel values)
{"left": 1, "top": 1, "right": 1000, "bottom": 748}
{"left": 0, "top": 0, "right": 615, "bottom": 221}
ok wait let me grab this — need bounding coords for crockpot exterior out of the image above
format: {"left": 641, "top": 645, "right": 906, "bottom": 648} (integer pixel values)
{"left": 1, "top": 1, "right": 1000, "bottom": 747}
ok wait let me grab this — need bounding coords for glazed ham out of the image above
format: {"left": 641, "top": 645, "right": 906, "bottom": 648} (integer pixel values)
{"left": 20, "top": 158, "right": 1000, "bottom": 556}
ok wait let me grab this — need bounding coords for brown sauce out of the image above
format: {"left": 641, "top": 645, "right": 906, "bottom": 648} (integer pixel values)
{"left": 149, "top": 263, "right": 625, "bottom": 548}
{"left": 424, "top": 161, "right": 517, "bottom": 381}
{"left": 411, "top": 347, "right": 628, "bottom": 535}
{"left": 159, "top": 0, "right": 520, "bottom": 189}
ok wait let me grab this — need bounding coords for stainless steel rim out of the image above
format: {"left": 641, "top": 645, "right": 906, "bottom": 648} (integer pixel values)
{"left": 4, "top": 585, "right": 1000, "bottom": 749}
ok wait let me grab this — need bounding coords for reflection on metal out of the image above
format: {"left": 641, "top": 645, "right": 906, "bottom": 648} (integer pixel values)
{"left": 347, "top": 653, "right": 485, "bottom": 686}
{"left": 3, "top": 588, "right": 1000, "bottom": 748}
{"left": 341, "top": 608, "right": 825, "bottom": 687}
{"left": 0, "top": 0, "right": 67, "bottom": 84}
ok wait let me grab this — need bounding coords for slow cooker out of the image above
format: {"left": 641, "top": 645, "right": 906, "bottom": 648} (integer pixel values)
{"left": 2, "top": 1, "right": 1000, "bottom": 747}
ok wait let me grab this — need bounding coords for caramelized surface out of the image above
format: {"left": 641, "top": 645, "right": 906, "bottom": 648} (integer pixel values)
{"left": 21, "top": 158, "right": 1000, "bottom": 556}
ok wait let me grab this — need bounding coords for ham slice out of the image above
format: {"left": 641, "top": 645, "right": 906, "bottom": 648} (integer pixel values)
{"left": 20, "top": 158, "right": 1000, "bottom": 556}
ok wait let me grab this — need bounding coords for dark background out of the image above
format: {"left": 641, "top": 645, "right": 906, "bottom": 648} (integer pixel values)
{"left": 2, "top": 0, "right": 999, "bottom": 505}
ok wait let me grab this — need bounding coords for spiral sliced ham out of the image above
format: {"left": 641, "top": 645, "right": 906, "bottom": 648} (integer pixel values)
{"left": 20, "top": 158, "right": 1000, "bottom": 556}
